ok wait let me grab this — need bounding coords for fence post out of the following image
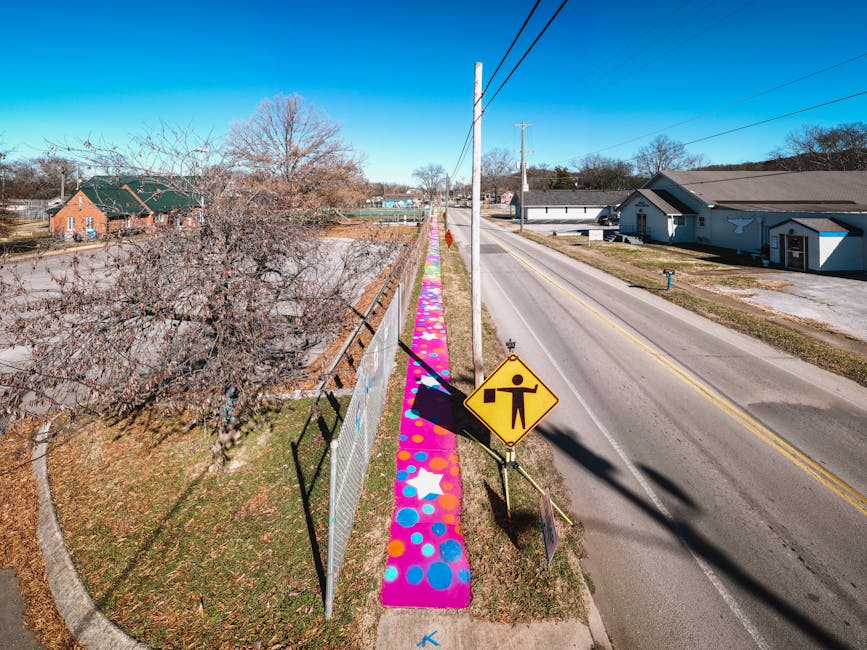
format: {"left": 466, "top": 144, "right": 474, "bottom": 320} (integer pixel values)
{"left": 325, "top": 438, "right": 339, "bottom": 619}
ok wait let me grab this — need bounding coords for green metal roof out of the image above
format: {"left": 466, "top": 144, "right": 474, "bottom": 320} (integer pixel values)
{"left": 81, "top": 175, "right": 203, "bottom": 214}
{"left": 80, "top": 185, "right": 149, "bottom": 218}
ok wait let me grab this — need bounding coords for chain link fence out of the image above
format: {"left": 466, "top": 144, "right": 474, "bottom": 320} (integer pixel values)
{"left": 322, "top": 215, "right": 432, "bottom": 618}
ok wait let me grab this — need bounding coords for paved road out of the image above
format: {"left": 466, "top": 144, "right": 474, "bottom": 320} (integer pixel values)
{"left": 0, "top": 570, "right": 43, "bottom": 649}
{"left": 448, "top": 209, "right": 867, "bottom": 649}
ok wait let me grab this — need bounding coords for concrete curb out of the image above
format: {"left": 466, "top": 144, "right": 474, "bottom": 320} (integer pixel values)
{"left": 32, "top": 422, "right": 149, "bottom": 649}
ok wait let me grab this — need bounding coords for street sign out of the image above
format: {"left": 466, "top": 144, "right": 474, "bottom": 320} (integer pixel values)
{"left": 463, "top": 354, "right": 559, "bottom": 447}
{"left": 540, "top": 488, "right": 559, "bottom": 565}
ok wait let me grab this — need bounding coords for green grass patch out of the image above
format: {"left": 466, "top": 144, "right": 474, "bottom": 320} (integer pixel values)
{"left": 49, "top": 403, "right": 360, "bottom": 648}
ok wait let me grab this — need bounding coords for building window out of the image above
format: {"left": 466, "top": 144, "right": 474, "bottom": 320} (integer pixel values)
{"left": 67, "top": 216, "right": 75, "bottom": 230}
{"left": 78, "top": 196, "right": 83, "bottom": 206}
{"left": 673, "top": 215, "right": 685, "bottom": 226}
{"left": 698, "top": 216, "right": 705, "bottom": 227}
{"left": 156, "top": 213, "right": 165, "bottom": 223}
{"left": 85, "top": 216, "right": 94, "bottom": 229}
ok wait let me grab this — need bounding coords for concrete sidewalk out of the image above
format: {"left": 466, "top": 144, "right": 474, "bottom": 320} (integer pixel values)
{"left": 377, "top": 609, "right": 599, "bottom": 649}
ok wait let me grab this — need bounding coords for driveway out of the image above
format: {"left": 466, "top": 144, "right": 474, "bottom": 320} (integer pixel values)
{"left": 719, "top": 272, "right": 867, "bottom": 343}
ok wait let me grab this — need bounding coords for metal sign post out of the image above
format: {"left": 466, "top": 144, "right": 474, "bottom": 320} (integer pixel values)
{"left": 463, "top": 345, "right": 572, "bottom": 525}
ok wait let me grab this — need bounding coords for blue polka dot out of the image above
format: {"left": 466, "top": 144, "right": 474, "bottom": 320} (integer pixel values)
{"left": 411, "top": 388, "right": 418, "bottom": 394}
{"left": 440, "top": 539, "right": 462, "bottom": 563}
{"left": 406, "top": 465, "right": 417, "bottom": 474}
{"left": 399, "top": 435, "right": 407, "bottom": 441}
{"left": 427, "top": 562, "right": 453, "bottom": 590}
{"left": 404, "top": 409, "right": 419, "bottom": 419}
{"left": 413, "top": 361, "right": 421, "bottom": 366}
{"left": 396, "top": 470, "right": 408, "bottom": 481}
{"left": 421, "top": 543, "right": 435, "bottom": 557}
{"left": 384, "top": 566, "right": 398, "bottom": 582}
{"left": 422, "top": 504, "right": 435, "bottom": 515}
{"left": 430, "top": 352, "right": 439, "bottom": 358}
{"left": 414, "top": 451, "right": 428, "bottom": 461}
{"left": 442, "top": 370, "right": 450, "bottom": 376}
{"left": 396, "top": 508, "right": 419, "bottom": 527}
{"left": 411, "top": 532, "right": 424, "bottom": 544}
{"left": 425, "top": 492, "right": 439, "bottom": 501}
{"left": 431, "top": 522, "right": 446, "bottom": 536}
{"left": 407, "top": 566, "right": 424, "bottom": 585}
{"left": 403, "top": 485, "right": 418, "bottom": 498}
{"left": 458, "top": 568, "right": 471, "bottom": 584}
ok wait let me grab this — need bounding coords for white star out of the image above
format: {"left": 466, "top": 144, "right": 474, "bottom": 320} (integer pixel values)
{"left": 420, "top": 331, "right": 439, "bottom": 341}
{"left": 419, "top": 374, "right": 449, "bottom": 393}
{"left": 407, "top": 467, "right": 444, "bottom": 500}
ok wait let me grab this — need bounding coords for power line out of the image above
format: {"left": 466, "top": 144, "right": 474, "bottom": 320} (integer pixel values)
{"left": 584, "top": 51, "right": 867, "bottom": 159}
{"left": 483, "top": 0, "right": 571, "bottom": 112}
{"left": 452, "top": 0, "right": 549, "bottom": 180}
{"left": 453, "top": 0, "right": 572, "bottom": 179}
{"left": 482, "top": 0, "right": 542, "bottom": 98}
{"left": 680, "top": 89, "right": 867, "bottom": 148}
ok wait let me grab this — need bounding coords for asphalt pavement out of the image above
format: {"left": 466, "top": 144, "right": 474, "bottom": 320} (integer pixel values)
{"left": 0, "top": 569, "right": 42, "bottom": 649}
{"left": 447, "top": 208, "right": 866, "bottom": 649}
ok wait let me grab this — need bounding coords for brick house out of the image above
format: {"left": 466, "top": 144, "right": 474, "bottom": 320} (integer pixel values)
{"left": 49, "top": 176, "right": 202, "bottom": 238}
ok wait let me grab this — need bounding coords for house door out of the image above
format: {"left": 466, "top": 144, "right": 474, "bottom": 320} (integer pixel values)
{"left": 786, "top": 235, "right": 807, "bottom": 271}
{"left": 636, "top": 212, "right": 647, "bottom": 235}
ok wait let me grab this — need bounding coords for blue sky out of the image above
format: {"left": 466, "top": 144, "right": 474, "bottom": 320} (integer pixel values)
{"left": 3, "top": 0, "right": 866, "bottom": 185}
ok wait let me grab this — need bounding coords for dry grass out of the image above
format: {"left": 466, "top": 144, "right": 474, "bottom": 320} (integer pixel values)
{"left": 522, "top": 231, "right": 867, "bottom": 387}
{"left": 439, "top": 228, "right": 588, "bottom": 622}
{"left": 0, "top": 423, "right": 84, "bottom": 649}
{"left": 25, "top": 218, "right": 588, "bottom": 650}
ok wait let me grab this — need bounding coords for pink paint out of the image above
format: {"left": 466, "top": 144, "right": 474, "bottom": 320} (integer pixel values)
{"left": 380, "top": 218, "right": 471, "bottom": 608}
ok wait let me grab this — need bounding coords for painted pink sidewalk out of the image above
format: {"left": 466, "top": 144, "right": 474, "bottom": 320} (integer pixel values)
{"left": 379, "top": 218, "right": 471, "bottom": 608}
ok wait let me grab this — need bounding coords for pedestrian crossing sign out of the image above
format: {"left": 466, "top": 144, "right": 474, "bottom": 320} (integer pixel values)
{"left": 464, "top": 354, "right": 559, "bottom": 447}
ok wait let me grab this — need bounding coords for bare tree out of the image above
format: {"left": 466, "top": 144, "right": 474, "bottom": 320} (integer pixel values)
{"left": 634, "top": 135, "right": 706, "bottom": 178}
{"left": 226, "top": 94, "right": 366, "bottom": 217}
{"left": 573, "top": 154, "right": 637, "bottom": 190}
{"left": 412, "top": 164, "right": 446, "bottom": 203}
{"left": 0, "top": 124, "right": 399, "bottom": 460}
{"left": 481, "top": 147, "right": 516, "bottom": 197}
{"left": 772, "top": 122, "right": 867, "bottom": 171}
{"left": 0, "top": 149, "right": 10, "bottom": 238}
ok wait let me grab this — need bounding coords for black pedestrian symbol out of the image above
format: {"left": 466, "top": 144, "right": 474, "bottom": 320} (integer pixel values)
{"left": 483, "top": 373, "right": 538, "bottom": 429}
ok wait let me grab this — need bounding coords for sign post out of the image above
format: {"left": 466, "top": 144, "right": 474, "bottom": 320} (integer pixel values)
{"left": 463, "top": 352, "right": 572, "bottom": 526}
{"left": 540, "top": 488, "right": 559, "bottom": 564}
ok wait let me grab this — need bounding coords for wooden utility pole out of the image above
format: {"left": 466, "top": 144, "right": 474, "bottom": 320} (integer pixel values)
{"left": 472, "top": 62, "right": 484, "bottom": 387}
{"left": 515, "top": 121, "right": 532, "bottom": 233}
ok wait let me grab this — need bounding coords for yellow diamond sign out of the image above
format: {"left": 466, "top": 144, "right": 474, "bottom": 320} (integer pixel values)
{"left": 464, "top": 354, "right": 559, "bottom": 447}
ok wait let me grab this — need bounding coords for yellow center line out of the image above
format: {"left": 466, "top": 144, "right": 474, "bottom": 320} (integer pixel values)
{"left": 494, "top": 235, "right": 867, "bottom": 516}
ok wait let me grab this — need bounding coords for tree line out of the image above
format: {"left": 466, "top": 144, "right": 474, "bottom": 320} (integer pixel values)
{"left": 466, "top": 121, "right": 867, "bottom": 198}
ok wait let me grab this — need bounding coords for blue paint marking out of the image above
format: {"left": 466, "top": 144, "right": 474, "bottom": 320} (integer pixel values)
{"left": 417, "top": 630, "right": 440, "bottom": 647}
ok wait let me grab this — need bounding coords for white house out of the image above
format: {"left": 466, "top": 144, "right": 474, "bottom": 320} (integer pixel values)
{"left": 618, "top": 170, "right": 867, "bottom": 271}
{"left": 511, "top": 189, "right": 628, "bottom": 221}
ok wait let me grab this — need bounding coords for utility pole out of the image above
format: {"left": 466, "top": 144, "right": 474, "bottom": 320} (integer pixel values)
{"left": 471, "top": 62, "right": 484, "bottom": 387}
{"left": 514, "top": 121, "right": 532, "bottom": 233}
{"left": 444, "top": 173, "right": 450, "bottom": 227}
